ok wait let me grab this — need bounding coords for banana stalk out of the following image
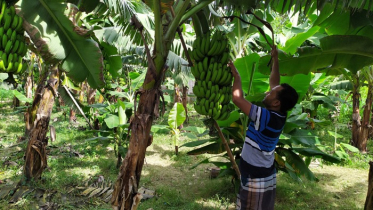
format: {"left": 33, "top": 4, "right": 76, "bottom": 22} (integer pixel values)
{"left": 213, "top": 120, "right": 241, "bottom": 178}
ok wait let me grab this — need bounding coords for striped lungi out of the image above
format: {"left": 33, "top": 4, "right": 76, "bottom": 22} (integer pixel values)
{"left": 236, "top": 172, "right": 276, "bottom": 210}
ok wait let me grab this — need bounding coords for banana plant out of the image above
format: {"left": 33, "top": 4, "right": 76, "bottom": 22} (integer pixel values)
{"left": 168, "top": 102, "right": 186, "bottom": 155}
{"left": 16, "top": 0, "right": 106, "bottom": 182}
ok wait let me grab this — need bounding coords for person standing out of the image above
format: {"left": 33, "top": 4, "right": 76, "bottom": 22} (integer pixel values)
{"left": 229, "top": 46, "right": 299, "bottom": 210}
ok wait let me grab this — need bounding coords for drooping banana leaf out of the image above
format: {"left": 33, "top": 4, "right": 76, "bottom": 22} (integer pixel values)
{"left": 19, "top": 0, "right": 104, "bottom": 89}
{"left": 292, "top": 147, "right": 341, "bottom": 163}
{"left": 276, "top": 147, "right": 317, "bottom": 181}
{"left": 258, "top": 35, "right": 373, "bottom": 76}
{"left": 329, "top": 80, "right": 353, "bottom": 90}
{"left": 187, "top": 141, "right": 225, "bottom": 155}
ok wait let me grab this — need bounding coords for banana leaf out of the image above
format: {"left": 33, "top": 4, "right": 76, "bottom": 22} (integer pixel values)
{"left": 181, "top": 139, "right": 214, "bottom": 148}
{"left": 19, "top": 0, "right": 104, "bottom": 89}
{"left": 168, "top": 103, "right": 186, "bottom": 130}
{"left": 187, "top": 141, "right": 225, "bottom": 155}
{"left": 257, "top": 35, "right": 373, "bottom": 76}
{"left": 277, "top": 147, "right": 317, "bottom": 181}
{"left": 292, "top": 147, "right": 341, "bottom": 163}
{"left": 329, "top": 80, "right": 353, "bottom": 90}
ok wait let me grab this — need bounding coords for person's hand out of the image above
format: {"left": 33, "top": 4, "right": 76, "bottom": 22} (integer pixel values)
{"left": 228, "top": 60, "right": 240, "bottom": 78}
{"left": 271, "top": 45, "right": 278, "bottom": 59}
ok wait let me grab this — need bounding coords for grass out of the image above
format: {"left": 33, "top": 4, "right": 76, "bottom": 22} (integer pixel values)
{"left": 0, "top": 96, "right": 372, "bottom": 210}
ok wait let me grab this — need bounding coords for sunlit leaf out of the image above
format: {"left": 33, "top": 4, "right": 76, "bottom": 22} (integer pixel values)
{"left": 19, "top": 0, "right": 105, "bottom": 88}
{"left": 104, "top": 114, "right": 119, "bottom": 129}
{"left": 12, "top": 90, "right": 32, "bottom": 103}
{"left": 168, "top": 103, "right": 186, "bottom": 129}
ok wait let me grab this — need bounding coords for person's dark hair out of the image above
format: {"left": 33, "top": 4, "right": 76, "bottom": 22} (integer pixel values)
{"left": 277, "top": 83, "right": 299, "bottom": 113}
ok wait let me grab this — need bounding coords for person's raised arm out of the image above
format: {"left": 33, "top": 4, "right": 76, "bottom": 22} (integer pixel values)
{"left": 269, "top": 46, "right": 280, "bottom": 90}
{"left": 229, "top": 61, "right": 252, "bottom": 116}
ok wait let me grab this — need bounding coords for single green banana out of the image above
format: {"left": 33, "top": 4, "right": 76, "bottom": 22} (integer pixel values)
{"left": 203, "top": 57, "right": 208, "bottom": 71}
{"left": 210, "top": 57, "right": 215, "bottom": 64}
{"left": 219, "top": 71, "right": 228, "bottom": 85}
{"left": 192, "top": 49, "right": 202, "bottom": 61}
{"left": 11, "top": 14, "right": 18, "bottom": 30}
{"left": 4, "top": 40, "right": 12, "bottom": 54}
{"left": 215, "top": 66, "right": 222, "bottom": 83}
{"left": 213, "top": 108, "right": 221, "bottom": 120}
{"left": 0, "top": 51, "right": 6, "bottom": 67}
{"left": 15, "top": 15, "right": 23, "bottom": 32}
{"left": 200, "top": 98, "right": 206, "bottom": 108}
{"left": 0, "top": 1, "right": 6, "bottom": 24}
{"left": 9, "top": 5, "right": 15, "bottom": 18}
{"left": 198, "top": 62, "right": 204, "bottom": 73}
{"left": 216, "top": 39, "right": 227, "bottom": 55}
{"left": 199, "top": 83, "right": 205, "bottom": 97}
{"left": 6, "top": 28, "right": 11, "bottom": 37}
{"left": 195, "top": 48, "right": 204, "bottom": 61}
{"left": 207, "top": 41, "right": 219, "bottom": 56}
{"left": 10, "top": 30, "right": 16, "bottom": 42}
{"left": 206, "top": 89, "right": 211, "bottom": 99}
{"left": 194, "top": 103, "right": 202, "bottom": 115}
{"left": 21, "top": 43, "right": 28, "bottom": 57}
{"left": 214, "top": 92, "right": 220, "bottom": 102}
{"left": 3, "top": 8, "right": 11, "bottom": 31}
{"left": 12, "top": 53, "right": 17, "bottom": 63}
{"left": 205, "top": 70, "right": 211, "bottom": 82}
{"left": 218, "top": 94, "right": 225, "bottom": 104}
{"left": 191, "top": 66, "right": 199, "bottom": 79}
{"left": 6, "top": 61, "right": 13, "bottom": 72}
{"left": 200, "top": 71, "right": 206, "bottom": 80}
{"left": 208, "top": 81, "right": 212, "bottom": 89}
{"left": 217, "top": 112, "right": 228, "bottom": 121}
{"left": 209, "top": 92, "right": 216, "bottom": 102}
{"left": 209, "top": 101, "right": 214, "bottom": 109}
{"left": 10, "top": 61, "right": 18, "bottom": 72}
{"left": 211, "top": 66, "right": 217, "bottom": 83}
{"left": 193, "top": 85, "right": 200, "bottom": 97}
{"left": 0, "top": 60, "right": 4, "bottom": 71}
{"left": 220, "top": 52, "right": 229, "bottom": 65}
{"left": 17, "top": 41, "right": 24, "bottom": 55}
{"left": 202, "top": 80, "right": 207, "bottom": 89}
{"left": 15, "top": 61, "right": 23, "bottom": 74}
{"left": 202, "top": 105, "right": 208, "bottom": 116}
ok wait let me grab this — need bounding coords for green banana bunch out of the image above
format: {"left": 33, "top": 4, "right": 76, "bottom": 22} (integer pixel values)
{"left": 191, "top": 30, "right": 235, "bottom": 120}
{"left": 0, "top": 1, "right": 28, "bottom": 75}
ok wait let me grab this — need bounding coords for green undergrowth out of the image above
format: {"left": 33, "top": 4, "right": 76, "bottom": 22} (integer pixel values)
{"left": 0, "top": 97, "right": 372, "bottom": 210}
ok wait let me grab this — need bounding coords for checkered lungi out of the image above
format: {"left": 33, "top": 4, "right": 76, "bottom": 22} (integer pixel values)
{"left": 236, "top": 172, "right": 276, "bottom": 210}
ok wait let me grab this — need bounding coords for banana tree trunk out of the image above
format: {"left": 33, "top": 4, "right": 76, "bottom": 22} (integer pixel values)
{"left": 88, "top": 87, "right": 96, "bottom": 105}
{"left": 111, "top": 77, "right": 162, "bottom": 209}
{"left": 24, "top": 69, "right": 49, "bottom": 137}
{"left": 360, "top": 83, "right": 373, "bottom": 153}
{"left": 23, "top": 66, "right": 59, "bottom": 182}
{"left": 351, "top": 75, "right": 362, "bottom": 150}
{"left": 112, "top": 1, "right": 191, "bottom": 208}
